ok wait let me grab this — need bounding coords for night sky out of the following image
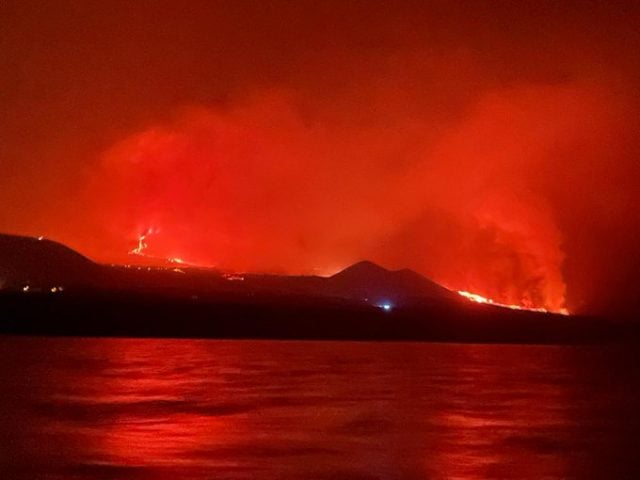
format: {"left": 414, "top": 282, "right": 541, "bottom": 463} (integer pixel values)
{"left": 2, "top": 1, "right": 639, "bottom": 315}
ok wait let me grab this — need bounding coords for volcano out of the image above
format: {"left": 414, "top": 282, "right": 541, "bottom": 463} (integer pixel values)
{"left": 327, "top": 260, "right": 457, "bottom": 303}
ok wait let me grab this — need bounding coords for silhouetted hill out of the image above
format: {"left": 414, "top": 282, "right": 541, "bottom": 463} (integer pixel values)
{"left": 237, "top": 261, "right": 458, "bottom": 306}
{"left": 328, "top": 260, "right": 456, "bottom": 304}
{"left": 0, "top": 234, "right": 456, "bottom": 306}
{"left": 0, "top": 233, "right": 101, "bottom": 290}
{"left": 1, "top": 232, "right": 620, "bottom": 344}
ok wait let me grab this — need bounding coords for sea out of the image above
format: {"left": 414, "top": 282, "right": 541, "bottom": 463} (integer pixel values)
{"left": 1, "top": 336, "right": 639, "bottom": 479}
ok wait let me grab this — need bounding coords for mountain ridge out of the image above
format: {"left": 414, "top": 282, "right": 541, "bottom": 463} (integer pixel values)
{"left": 0, "top": 233, "right": 456, "bottom": 306}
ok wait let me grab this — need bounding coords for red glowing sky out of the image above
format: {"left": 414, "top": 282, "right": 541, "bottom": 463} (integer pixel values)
{"left": 2, "top": 1, "right": 640, "bottom": 315}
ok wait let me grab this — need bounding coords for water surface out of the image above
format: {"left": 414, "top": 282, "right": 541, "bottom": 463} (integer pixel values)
{"left": 1, "top": 337, "right": 639, "bottom": 479}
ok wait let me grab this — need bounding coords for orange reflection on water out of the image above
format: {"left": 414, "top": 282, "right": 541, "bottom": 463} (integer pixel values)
{"left": 1, "top": 337, "right": 617, "bottom": 480}
{"left": 69, "top": 340, "right": 247, "bottom": 470}
{"left": 423, "top": 345, "right": 572, "bottom": 480}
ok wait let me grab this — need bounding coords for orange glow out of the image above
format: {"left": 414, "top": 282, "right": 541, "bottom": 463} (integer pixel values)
{"left": 2, "top": 2, "right": 640, "bottom": 316}
{"left": 458, "top": 290, "right": 569, "bottom": 315}
{"left": 128, "top": 228, "right": 158, "bottom": 257}
{"left": 127, "top": 229, "right": 212, "bottom": 269}
{"left": 80, "top": 86, "right": 619, "bottom": 313}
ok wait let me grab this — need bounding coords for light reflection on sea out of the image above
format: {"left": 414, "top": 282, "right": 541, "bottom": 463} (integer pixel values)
{"left": 1, "top": 337, "right": 639, "bottom": 479}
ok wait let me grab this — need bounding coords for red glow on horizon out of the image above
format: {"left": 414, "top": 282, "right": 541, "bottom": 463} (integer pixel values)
{"left": 121, "top": 224, "right": 571, "bottom": 314}
{"left": 80, "top": 88, "right": 608, "bottom": 313}
{"left": 3, "top": 2, "right": 640, "bottom": 316}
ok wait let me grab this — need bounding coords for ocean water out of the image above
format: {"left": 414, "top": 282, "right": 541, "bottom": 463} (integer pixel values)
{"left": 1, "top": 337, "right": 639, "bottom": 479}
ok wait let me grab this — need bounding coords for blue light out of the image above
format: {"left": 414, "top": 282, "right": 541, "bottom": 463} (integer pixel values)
{"left": 378, "top": 302, "right": 393, "bottom": 312}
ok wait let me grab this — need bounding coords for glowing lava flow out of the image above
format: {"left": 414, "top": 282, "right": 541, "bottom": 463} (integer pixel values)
{"left": 129, "top": 229, "right": 152, "bottom": 256}
{"left": 127, "top": 229, "right": 569, "bottom": 315}
{"left": 128, "top": 229, "right": 197, "bottom": 267}
{"left": 457, "top": 290, "right": 569, "bottom": 315}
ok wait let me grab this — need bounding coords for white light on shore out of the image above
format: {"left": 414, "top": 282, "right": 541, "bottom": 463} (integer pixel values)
{"left": 377, "top": 302, "right": 393, "bottom": 312}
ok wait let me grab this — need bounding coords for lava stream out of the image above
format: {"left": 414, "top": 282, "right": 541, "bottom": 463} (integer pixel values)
{"left": 127, "top": 229, "right": 206, "bottom": 268}
{"left": 457, "top": 290, "right": 569, "bottom": 315}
